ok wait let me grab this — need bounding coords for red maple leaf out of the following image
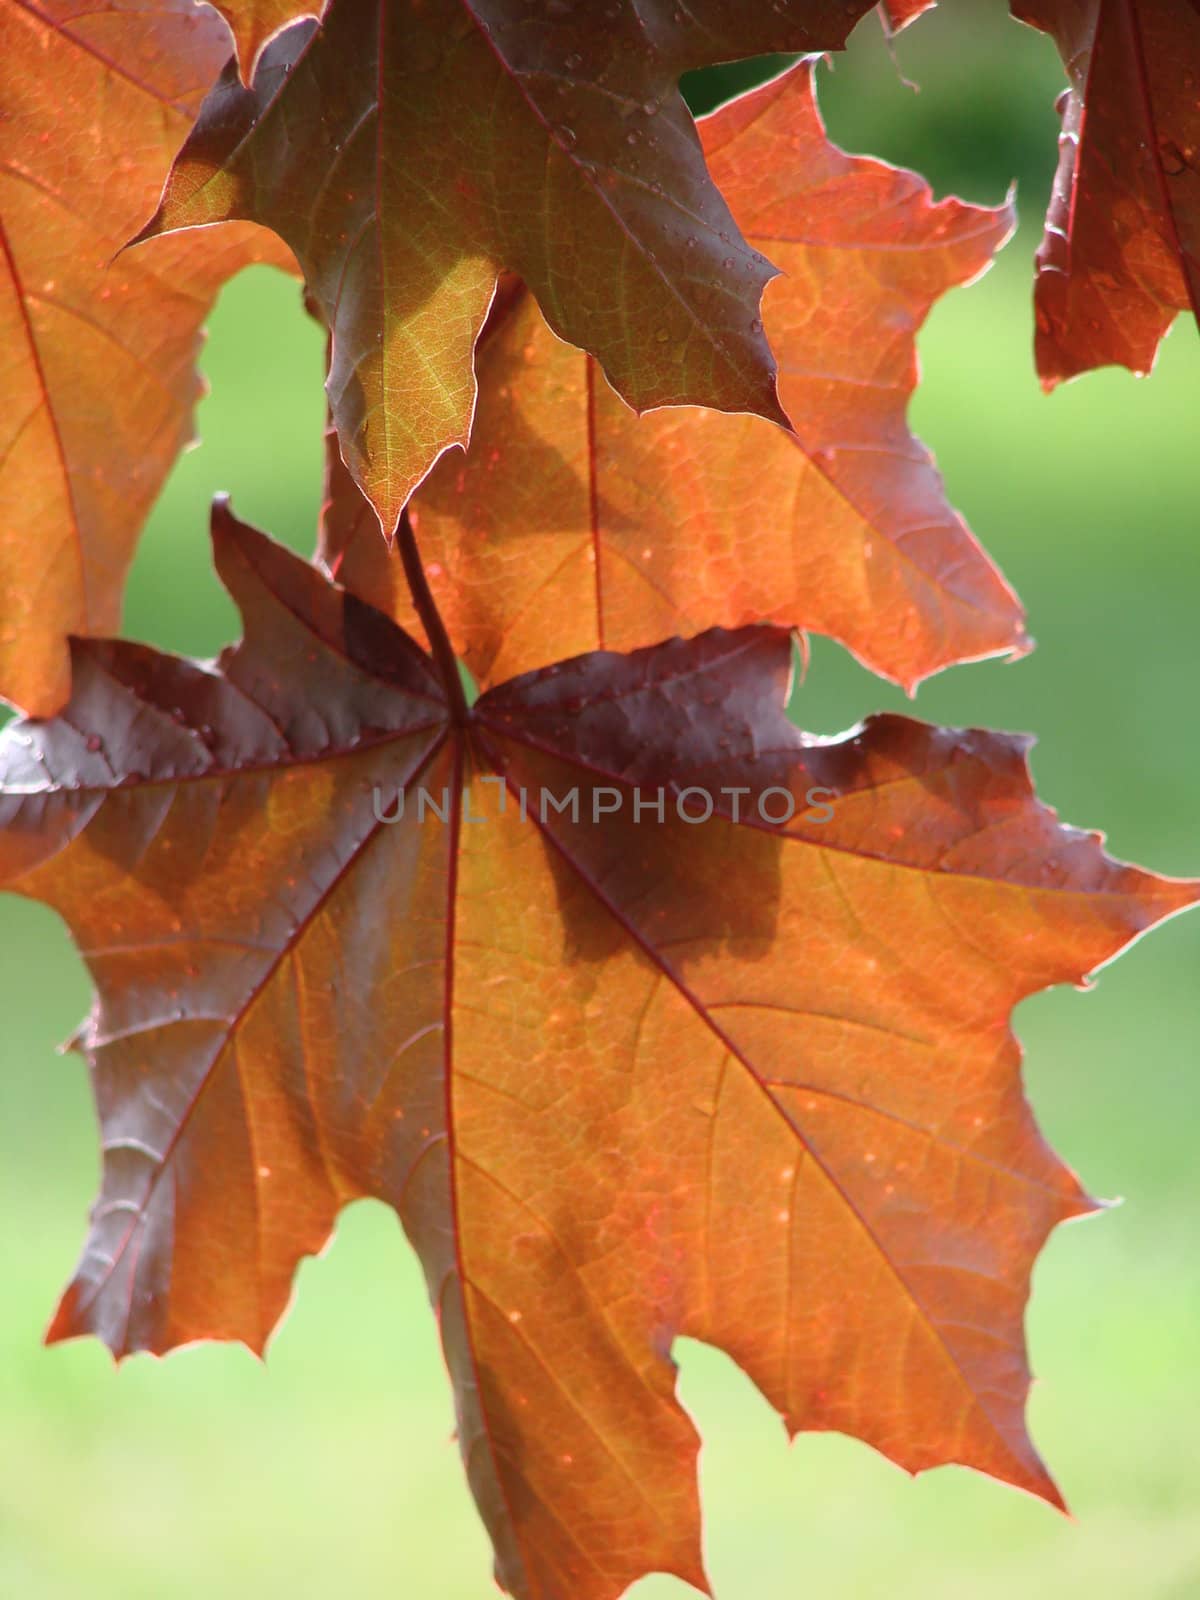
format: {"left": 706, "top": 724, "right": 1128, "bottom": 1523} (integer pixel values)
{"left": 133, "top": 1, "right": 879, "bottom": 527}
{"left": 0, "top": 0, "right": 295, "bottom": 715}
{"left": 319, "top": 63, "right": 1025, "bottom": 694}
{"left": 1, "top": 501, "right": 1192, "bottom": 1599}
{"left": 1015, "top": 0, "right": 1200, "bottom": 384}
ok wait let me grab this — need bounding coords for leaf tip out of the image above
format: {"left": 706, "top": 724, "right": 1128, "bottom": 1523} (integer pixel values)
{"left": 1038, "top": 1473, "right": 1071, "bottom": 1518}
{"left": 123, "top": 194, "right": 172, "bottom": 258}
{"left": 55, "top": 1018, "right": 89, "bottom": 1059}
{"left": 43, "top": 1287, "right": 95, "bottom": 1355}
{"left": 209, "top": 492, "right": 263, "bottom": 568}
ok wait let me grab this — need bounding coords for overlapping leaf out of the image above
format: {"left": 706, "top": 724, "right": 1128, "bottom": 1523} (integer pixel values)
{"left": 1014, "top": 0, "right": 1200, "bottom": 385}
{"left": 135, "top": 0, "right": 882, "bottom": 532}
{"left": 2, "top": 502, "right": 1192, "bottom": 1599}
{"left": 320, "top": 62, "right": 1024, "bottom": 693}
{"left": 0, "top": 0, "right": 296, "bottom": 718}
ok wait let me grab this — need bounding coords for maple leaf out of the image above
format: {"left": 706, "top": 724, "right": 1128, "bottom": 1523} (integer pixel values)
{"left": 207, "top": 0, "right": 323, "bottom": 81}
{"left": 1013, "top": 0, "right": 1200, "bottom": 386}
{"left": 2, "top": 500, "right": 1193, "bottom": 1599}
{"left": 134, "top": 0, "right": 881, "bottom": 533}
{"left": 319, "top": 62, "right": 1025, "bottom": 694}
{"left": 0, "top": 0, "right": 296, "bottom": 719}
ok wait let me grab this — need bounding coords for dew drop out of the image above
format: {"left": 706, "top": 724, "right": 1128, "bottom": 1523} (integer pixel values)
{"left": 654, "top": 327, "right": 669, "bottom": 342}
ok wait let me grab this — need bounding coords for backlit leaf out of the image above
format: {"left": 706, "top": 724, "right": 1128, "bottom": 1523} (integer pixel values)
{"left": 1014, "top": 0, "right": 1200, "bottom": 385}
{"left": 2, "top": 503, "right": 1192, "bottom": 1599}
{"left": 0, "top": 0, "right": 295, "bottom": 716}
{"left": 321, "top": 63, "right": 1024, "bottom": 693}
{"left": 135, "top": 0, "right": 879, "bottom": 531}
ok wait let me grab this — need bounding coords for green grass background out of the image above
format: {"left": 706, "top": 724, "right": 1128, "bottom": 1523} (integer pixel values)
{"left": 2, "top": 9, "right": 1198, "bottom": 1597}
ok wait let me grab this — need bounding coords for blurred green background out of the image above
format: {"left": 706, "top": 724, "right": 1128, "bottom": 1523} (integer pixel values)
{"left": 3, "top": 7, "right": 1198, "bottom": 1598}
